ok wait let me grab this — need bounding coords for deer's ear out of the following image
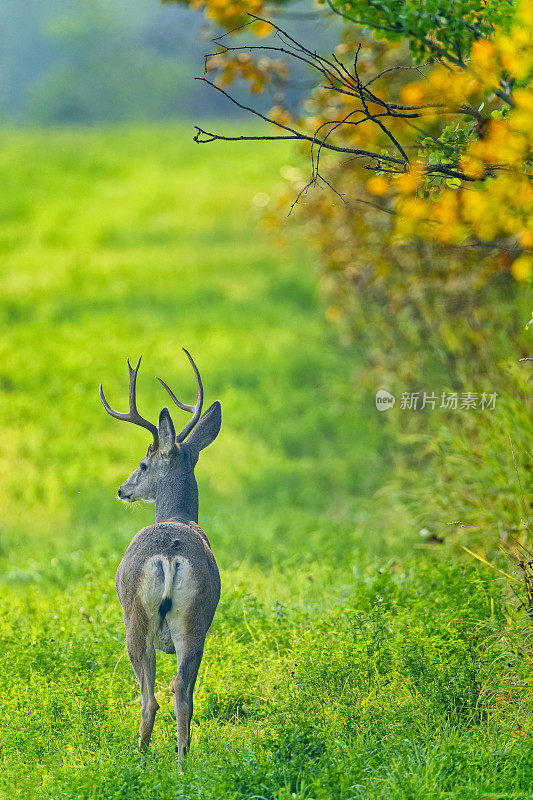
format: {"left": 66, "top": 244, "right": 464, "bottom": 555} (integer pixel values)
{"left": 158, "top": 407, "right": 176, "bottom": 456}
{"left": 187, "top": 401, "right": 221, "bottom": 457}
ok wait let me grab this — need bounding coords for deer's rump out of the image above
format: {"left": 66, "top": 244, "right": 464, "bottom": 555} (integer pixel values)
{"left": 116, "top": 521, "right": 220, "bottom": 653}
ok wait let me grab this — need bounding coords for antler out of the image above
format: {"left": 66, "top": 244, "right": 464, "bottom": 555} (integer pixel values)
{"left": 156, "top": 348, "right": 203, "bottom": 443}
{"left": 99, "top": 356, "right": 159, "bottom": 450}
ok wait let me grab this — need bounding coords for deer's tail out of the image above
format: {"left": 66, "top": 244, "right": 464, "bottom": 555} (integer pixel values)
{"left": 157, "top": 558, "right": 179, "bottom": 618}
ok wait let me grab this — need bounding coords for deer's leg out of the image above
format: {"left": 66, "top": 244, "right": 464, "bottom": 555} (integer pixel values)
{"left": 171, "top": 642, "right": 203, "bottom": 772}
{"left": 126, "top": 621, "right": 159, "bottom": 752}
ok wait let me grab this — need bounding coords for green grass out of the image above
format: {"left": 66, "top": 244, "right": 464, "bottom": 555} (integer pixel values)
{"left": 0, "top": 124, "right": 531, "bottom": 800}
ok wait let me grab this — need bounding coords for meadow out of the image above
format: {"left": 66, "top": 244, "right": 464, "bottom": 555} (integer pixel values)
{"left": 0, "top": 124, "right": 531, "bottom": 800}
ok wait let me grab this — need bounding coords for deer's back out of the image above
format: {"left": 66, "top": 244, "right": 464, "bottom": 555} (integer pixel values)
{"left": 116, "top": 520, "right": 220, "bottom": 641}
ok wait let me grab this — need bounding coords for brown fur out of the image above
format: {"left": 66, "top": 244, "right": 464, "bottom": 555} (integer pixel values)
{"left": 117, "top": 521, "right": 221, "bottom": 641}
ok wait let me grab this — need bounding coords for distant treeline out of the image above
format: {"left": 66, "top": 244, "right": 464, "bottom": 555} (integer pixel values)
{"left": 0, "top": 0, "right": 215, "bottom": 123}
{"left": 0, "top": 0, "right": 337, "bottom": 125}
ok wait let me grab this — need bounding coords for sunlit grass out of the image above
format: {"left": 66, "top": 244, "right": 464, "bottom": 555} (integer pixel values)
{"left": 0, "top": 123, "right": 391, "bottom": 568}
{"left": 0, "top": 124, "right": 531, "bottom": 799}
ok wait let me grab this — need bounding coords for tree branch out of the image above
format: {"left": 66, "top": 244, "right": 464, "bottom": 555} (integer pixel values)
{"left": 195, "top": 13, "right": 505, "bottom": 210}
{"left": 194, "top": 77, "right": 406, "bottom": 165}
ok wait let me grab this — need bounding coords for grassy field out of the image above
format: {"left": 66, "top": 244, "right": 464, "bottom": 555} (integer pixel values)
{"left": 0, "top": 124, "right": 531, "bottom": 800}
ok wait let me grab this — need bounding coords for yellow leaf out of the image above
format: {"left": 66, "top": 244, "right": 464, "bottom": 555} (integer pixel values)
{"left": 511, "top": 255, "right": 533, "bottom": 281}
{"left": 399, "top": 197, "right": 428, "bottom": 221}
{"left": 520, "top": 229, "right": 533, "bottom": 249}
{"left": 395, "top": 173, "right": 419, "bottom": 194}
{"left": 399, "top": 82, "right": 425, "bottom": 106}
{"left": 366, "top": 175, "right": 388, "bottom": 196}
{"left": 459, "top": 155, "right": 485, "bottom": 180}
{"left": 325, "top": 305, "right": 342, "bottom": 323}
{"left": 471, "top": 39, "right": 496, "bottom": 71}
{"left": 253, "top": 20, "right": 273, "bottom": 37}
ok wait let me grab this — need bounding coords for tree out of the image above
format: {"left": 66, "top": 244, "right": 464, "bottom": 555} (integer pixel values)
{"left": 183, "top": 0, "right": 532, "bottom": 280}
{"left": 0, "top": 0, "right": 200, "bottom": 123}
{"left": 173, "top": 0, "right": 532, "bottom": 553}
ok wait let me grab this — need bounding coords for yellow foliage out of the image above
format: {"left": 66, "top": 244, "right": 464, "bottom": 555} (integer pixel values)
{"left": 197, "top": 0, "right": 533, "bottom": 287}
{"left": 425, "top": 65, "right": 479, "bottom": 102}
{"left": 511, "top": 255, "right": 533, "bottom": 281}
{"left": 470, "top": 40, "right": 499, "bottom": 86}
{"left": 198, "top": 0, "right": 269, "bottom": 28}
{"left": 325, "top": 305, "right": 342, "bottom": 322}
{"left": 470, "top": 39, "right": 496, "bottom": 72}
{"left": 497, "top": 36, "right": 522, "bottom": 76}
{"left": 458, "top": 154, "right": 484, "bottom": 179}
{"left": 366, "top": 175, "right": 389, "bottom": 196}
{"left": 461, "top": 190, "right": 489, "bottom": 235}
{"left": 385, "top": 3, "right": 533, "bottom": 272}
{"left": 398, "top": 197, "right": 428, "bottom": 222}
{"left": 395, "top": 161, "right": 424, "bottom": 194}
{"left": 470, "top": 119, "right": 526, "bottom": 167}
{"left": 520, "top": 230, "right": 533, "bottom": 249}
{"left": 518, "top": 0, "right": 533, "bottom": 21}
{"left": 270, "top": 105, "right": 296, "bottom": 127}
{"left": 253, "top": 20, "right": 273, "bottom": 37}
{"left": 399, "top": 82, "right": 425, "bottom": 105}
{"left": 429, "top": 195, "right": 461, "bottom": 242}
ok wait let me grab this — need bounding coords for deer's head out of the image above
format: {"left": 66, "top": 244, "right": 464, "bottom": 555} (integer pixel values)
{"left": 100, "top": 350, "right": 221, "bottom": 505}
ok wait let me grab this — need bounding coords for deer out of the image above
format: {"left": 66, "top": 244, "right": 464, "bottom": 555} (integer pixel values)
{"left": 99, "top": 349, "right": 221, "bottom": 771}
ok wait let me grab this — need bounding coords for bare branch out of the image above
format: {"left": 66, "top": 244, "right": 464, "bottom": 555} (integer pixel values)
{"left": 194, "top": 128, "right": 300, "bottom": 144}
{"left": 194, "top": 77, "right": 406, "bottom": 165}
{"left": 194, "top": 12, "right": 505, "bottom": 212}
{"left": 352, "top": 43, "right": 409, "bottom": 162}
{"left": 205, "top": 43, "right": 330, "bottom": 84}
{"left": 364, "top": 61, "right": 435, "bottom": 89}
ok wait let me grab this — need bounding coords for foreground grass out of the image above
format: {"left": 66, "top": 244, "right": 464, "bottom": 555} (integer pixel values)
{"left": 0, "top": 124, "right": 531, "bottom": 799}
{"left": 4, "top": 558, "right": 532, "bottom": 799}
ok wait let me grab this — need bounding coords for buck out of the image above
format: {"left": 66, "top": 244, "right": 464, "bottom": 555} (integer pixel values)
{"left": 99, "top": 349, "right": 221, "bottom": 770}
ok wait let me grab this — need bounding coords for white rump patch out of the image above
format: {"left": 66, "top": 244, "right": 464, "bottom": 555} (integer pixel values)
{"left": 140, "top": 555, "right": 197, "bottom": 630}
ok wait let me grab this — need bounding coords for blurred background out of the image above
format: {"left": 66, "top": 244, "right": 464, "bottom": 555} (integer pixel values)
{"left": 1, "top": 0, "right": 204, "bottom": 123}
{"left": 0, "top": 0, "right": 337, "bottom": 124}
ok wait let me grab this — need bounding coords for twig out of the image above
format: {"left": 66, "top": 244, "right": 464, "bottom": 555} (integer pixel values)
{"left": 195, "top": 13, "right": 507, "bottom": 210}
{"left": 194, "top": 77, "right": 405, "bottom": 165}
